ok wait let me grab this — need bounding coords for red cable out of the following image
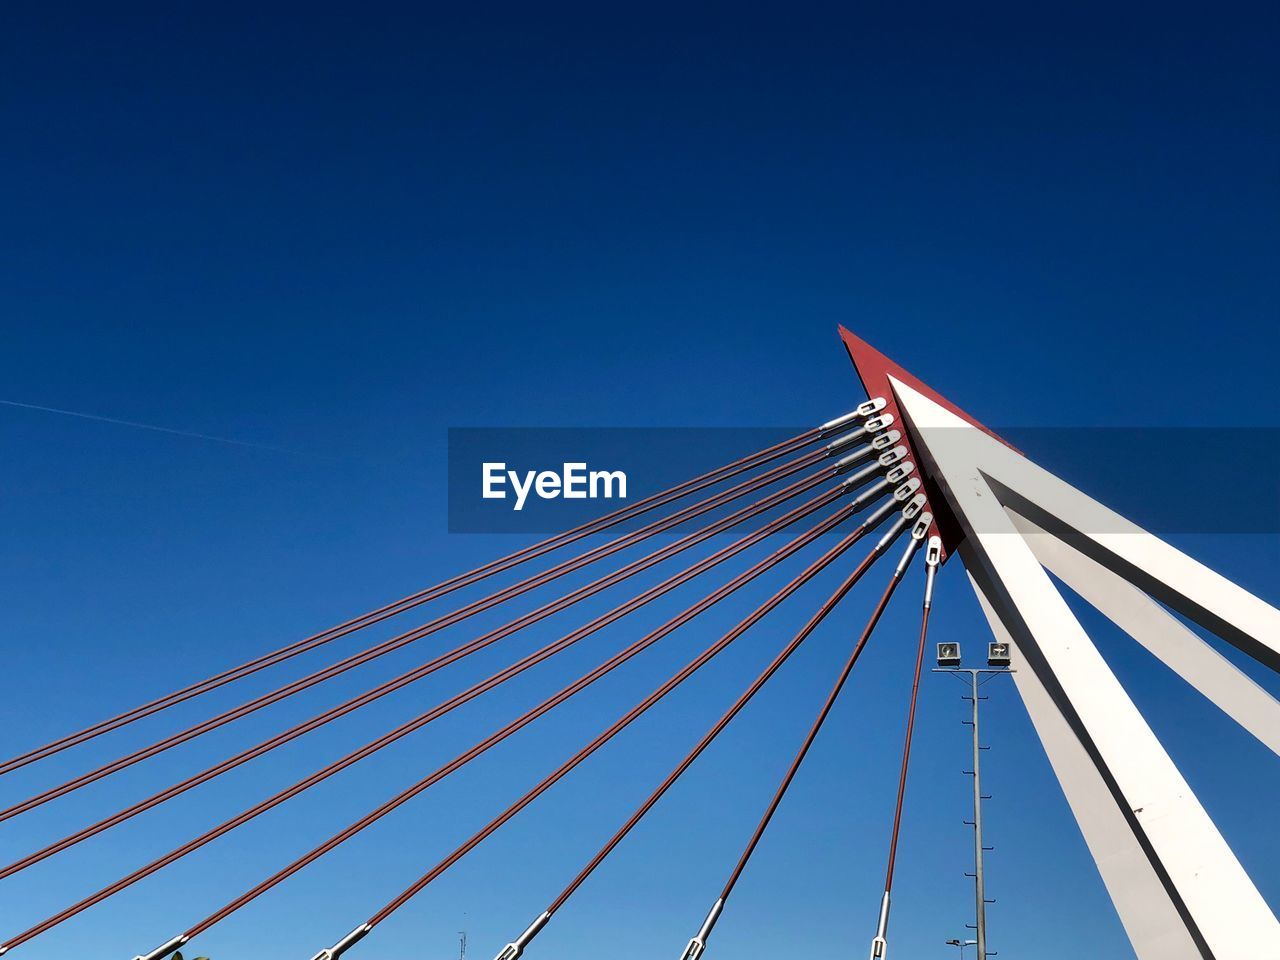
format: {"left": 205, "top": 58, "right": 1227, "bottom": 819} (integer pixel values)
{"left": 720, "top": 546, "right": 918, "bottom": 903}
{"left": 882, "top": 592, "right": 932, "bottom": 892}
{"left": 0, "top": 496, "right": 866, "bottom": 953}
{"left": 0, "top": 448, "right": 831, "bottom": 822}
{"left": 364, "top": 511, "right": 887, "bottom": 931}
{"left": 553, "top": 530, "right": 917, "bottom": 917}
{"left": 0, "top": 478, "right": 853, "bottom": 879}
{"left": 208, "top": 506, "right": 864, "bottom": 937}
{"left": 0, "top": 428, "right": 820, "bottom": 778}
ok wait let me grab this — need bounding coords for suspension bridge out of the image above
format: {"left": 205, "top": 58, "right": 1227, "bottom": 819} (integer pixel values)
{"left": 2, "top": 328, "right": 1276, "bottom": 960}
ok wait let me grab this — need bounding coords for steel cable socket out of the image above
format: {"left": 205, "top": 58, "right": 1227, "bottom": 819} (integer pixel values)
{"left": 309, "top": 923, "right": 372, "bottom": 960}
{"left": 819, "top": 397, "right": 887, "bottom": 435}
{"left": 823, "top": 412, "right": 895, "bottom": 454}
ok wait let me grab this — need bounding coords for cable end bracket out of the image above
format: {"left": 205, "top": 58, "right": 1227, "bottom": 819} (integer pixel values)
{"left": 677, "top": 898, "right": 724, "bottom": 960}
{"left": 923, "top": 535, "right": 942, "bottom": 608}
{"left": 820, "top": 398, "right": 887, "bottom": 435}
{"left": 132, "top": 934, "right": 190, "bottom": 960}
{"left": 491, "top": 911, "right": 551, "bottom": 960}
{"left": 867, "top": 889, "right": 891, "bottom": 959}
{"left": 310, "top": 922, "right": 372, "bottom": 960}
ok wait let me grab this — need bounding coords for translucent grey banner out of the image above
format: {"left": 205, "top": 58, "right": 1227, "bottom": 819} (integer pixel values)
{"left": 447, "top": 427, "right": 1280, "bottom": 534}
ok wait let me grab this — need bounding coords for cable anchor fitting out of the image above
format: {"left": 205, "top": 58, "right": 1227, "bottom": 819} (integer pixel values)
{"left": 891, "top": 477, "right": 921, "bottom": 503}
{"left": 893, "top": 513, "right": 932, "bottom": 576}
{"left": 923, "top": 535, "right": 942, "bottom": 609}
{"left": 491, "top": 911, "right": 551, "bottom": 960}
{"left": 839, "top": 458, "right": 885, "bottom": 490}
{"left": 309, "top": 922, "right": 373, "bottom": 960}
{"left": 884, "top": 460, "right": 915, "bottom": 485}
{"left": 820, "top": 398, "right": 887, "bottom": 435}
{"left": 867, "top": 889, "right": 891, "bottom": 959}
{"left": 870, "top": 429, "right": 902, "bottom": 452}
{"left": 863, "top": 413, "right": 894, "bottom": 433}
{"left": 833, "top": 431, "right": 901, "bottom": 472}
{"left": 876, "top": 445, "right": 909, "bottom": 468}
{"left": 824, "top": 414, "right": 895, "bottom": 455}
{"left": 130, "top": 934, "right": 190, "bottom": 960}
{"left": 869, "top": 494, "right": 926, "bottom": 552}
{"left": 677, "top": 898, "right": 725, "bottom": 960}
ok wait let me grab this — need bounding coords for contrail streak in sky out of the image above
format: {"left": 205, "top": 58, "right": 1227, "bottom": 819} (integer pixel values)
{"left": 0, "top": 399, "right": 303, "bottom": 455}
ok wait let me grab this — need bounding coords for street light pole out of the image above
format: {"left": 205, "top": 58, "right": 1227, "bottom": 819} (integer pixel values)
{"left": 967, "top": 670, "right": 988, "bottom": 960}
{"left": 934, "top": 639, "right": 1011, "bottom": 960}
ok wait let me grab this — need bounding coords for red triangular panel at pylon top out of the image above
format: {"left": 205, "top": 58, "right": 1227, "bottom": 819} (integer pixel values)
{"left": 838, "top": 325, "right": 1012, "bottom": 448}
{"left": 837, "top": 325, "right": 1015, "bottom": 559}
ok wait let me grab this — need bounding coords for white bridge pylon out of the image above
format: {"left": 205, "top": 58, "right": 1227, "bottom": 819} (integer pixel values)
{"left": 839, "top": 328, "right": 1280, "bottom": 960}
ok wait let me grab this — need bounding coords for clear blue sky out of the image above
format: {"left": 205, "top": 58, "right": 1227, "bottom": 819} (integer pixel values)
{"left": 1, "top": 4, "right": 1277, "bottom": 959}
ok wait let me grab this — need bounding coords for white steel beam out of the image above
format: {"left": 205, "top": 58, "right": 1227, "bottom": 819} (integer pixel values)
{"left": 891, "top": 376, "right": 1280, "bottom": 960}
{"left": 1007, "top": 510, "right": 1280, "bottom": 757}
{"left": 968, "top": 573, "right": 1203, "bottom": 960}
